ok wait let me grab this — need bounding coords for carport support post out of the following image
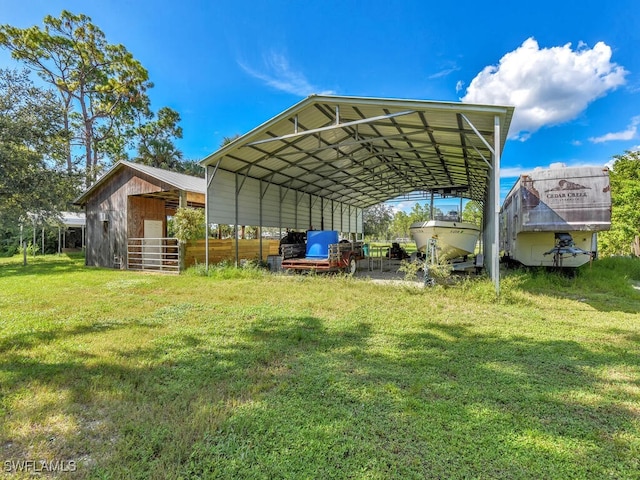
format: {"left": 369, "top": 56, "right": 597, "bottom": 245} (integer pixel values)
{"left": 204, "top": 160, "right": 221, "bottom": 272}
{"left": 234, "top": 173, "right": 239, "bottom": 267}
{"left": 179, "top": 191, "right": 187, "bottom": 271}
{"left": 492, "top": 115, "right": 501, "bottom": 295}
{"left": 259, "top": 180, "right": 263, "bottom": 261}
{"left": 278, "top": 186, "right": 282, "bottom": 240}
{"left": 294, "top": 191, "right": 298, "bottom": 229}
{"left": 331, "top": 200, "right": 334, "bottom": 230}
{"left": 205, "top": 167, "right": 209, "bottom": 271}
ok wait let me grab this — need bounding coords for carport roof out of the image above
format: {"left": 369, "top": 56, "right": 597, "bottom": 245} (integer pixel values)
{"left": 201, "top": 95, "right": 514, "bottom": 209}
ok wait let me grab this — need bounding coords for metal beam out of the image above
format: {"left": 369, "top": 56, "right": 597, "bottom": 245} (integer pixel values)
{"left": 461, "top": 113, "right": 495, "bottom": 156}
{"left": 247, "top": 110, "right": 415, "bottom": 146}
{"left": 206, "top": 158, "right": 222, "bottom": 189}
{"left": 463, "top": 132, "right": 492, "bottom": 170}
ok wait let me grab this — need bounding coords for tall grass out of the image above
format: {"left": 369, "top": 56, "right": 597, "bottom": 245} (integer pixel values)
{"left": 500, "top": 257, "right": 640, "bottom": 312}
{"left": 0, "top": 254, "right": 639, "bottom": 479}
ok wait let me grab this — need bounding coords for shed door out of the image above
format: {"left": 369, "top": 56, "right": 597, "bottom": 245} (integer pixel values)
{"left": 143, "top": 220, "right": 163, "bottom": 267}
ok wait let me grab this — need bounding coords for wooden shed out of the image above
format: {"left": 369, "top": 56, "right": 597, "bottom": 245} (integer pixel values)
{"left": 75, "top": 161, "right": 205, "bottom": 270}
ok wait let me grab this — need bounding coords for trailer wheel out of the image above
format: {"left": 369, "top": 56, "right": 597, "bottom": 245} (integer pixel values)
{"left": 345, "top": 255, "right": 357, "bottom": 275}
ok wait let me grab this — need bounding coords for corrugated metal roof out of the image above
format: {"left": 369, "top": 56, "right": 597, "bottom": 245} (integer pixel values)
{"left": 120, "top": 161, "right": 205, "bottom": 193}
{"left": 75, "top": 160, "right": 205, "bottom": 205}
{"left": 60, "top": 211, "right": 86, "bottom": 227}
{"left": 201, "top": 95, "right": 514, "bottom": 209}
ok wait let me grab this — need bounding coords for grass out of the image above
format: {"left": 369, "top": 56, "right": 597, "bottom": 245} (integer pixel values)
{"left": 1, "top": 253, "right": 639, "bottom": 479}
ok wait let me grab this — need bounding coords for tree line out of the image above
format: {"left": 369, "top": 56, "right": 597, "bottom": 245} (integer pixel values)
{"left": 363, "top": 201, "right": 482, "bottom": 241}
{"left": 599, "top": 151, "right": 640, "bottom": 256}
{"left": 0, "top": 10, "right": 203, "bottom": 254}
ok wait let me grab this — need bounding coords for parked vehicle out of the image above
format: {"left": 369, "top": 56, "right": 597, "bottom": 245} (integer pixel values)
{"left": 410, "top": 211, "right": 480, "bottom": 262}
{"left": 280, "top": 230, "right": 365, "bottom": 274}
{"left": 500, "top": 165, "right": 611, "bottom": 268}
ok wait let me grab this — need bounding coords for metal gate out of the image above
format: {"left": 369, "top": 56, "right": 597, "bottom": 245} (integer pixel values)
{"left": 127, "top": 238, "right": 179, "bottom": 273}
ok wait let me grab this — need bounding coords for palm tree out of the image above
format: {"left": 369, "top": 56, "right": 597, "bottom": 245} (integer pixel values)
{"left": 136, "top": 138, "right": 183, "bottom": 170}
{"left": 180, "top": 160, "right": 204, "bottom": 178}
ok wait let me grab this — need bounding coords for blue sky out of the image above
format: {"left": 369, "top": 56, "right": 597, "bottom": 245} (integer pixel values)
{"left": 1, "top": 0, "right": 639, "bottom": 204}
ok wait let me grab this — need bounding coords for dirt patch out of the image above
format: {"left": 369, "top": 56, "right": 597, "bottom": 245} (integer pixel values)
{"left": 354, "top": 259, "right": 424, "bottom": 286}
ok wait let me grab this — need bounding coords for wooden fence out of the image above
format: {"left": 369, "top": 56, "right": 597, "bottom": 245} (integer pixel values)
{"left": 184, "top": 239, "right": 281, "bottom": 268}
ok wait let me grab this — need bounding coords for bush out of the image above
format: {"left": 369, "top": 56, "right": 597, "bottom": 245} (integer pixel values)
{"left": 18, "top": 242, "right": 39, "bottom": 256}
{"left": 0, "top": 244, "right": 18, "bottom": 257}
{"left": 398, "top": 259, "right": 423, "bottom": 281}
{"left": 172, "top": 207, "right": 205, "bottom": 244}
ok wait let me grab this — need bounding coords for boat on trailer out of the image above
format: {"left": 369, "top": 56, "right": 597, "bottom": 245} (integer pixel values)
{"left": 410, "top": 212, "right": 481, "bottom": 262}
{"left": 409, "top": 189, "right": 481, "bottom": 263}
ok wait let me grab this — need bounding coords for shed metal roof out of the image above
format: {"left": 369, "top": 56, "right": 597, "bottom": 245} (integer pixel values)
{"left": 201, "top": 95, "right": 514, "bottom": 209}
{"left": 60, "top": 211, "right": 86, "bottom": 227}
{"left": 75, "top": 160, "right": 205, "bottom": 205}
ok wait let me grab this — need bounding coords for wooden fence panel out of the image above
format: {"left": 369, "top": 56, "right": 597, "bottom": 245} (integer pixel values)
{"left": 185, "top": 239, "right": 280, "bottom": 267}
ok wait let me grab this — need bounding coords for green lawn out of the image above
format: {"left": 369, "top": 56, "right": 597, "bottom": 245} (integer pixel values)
{"left": 1, "top": 254, "right": 639, "bottom": 479}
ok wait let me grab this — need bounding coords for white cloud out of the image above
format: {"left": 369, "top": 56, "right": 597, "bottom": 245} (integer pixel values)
{"left": 502, "top": 161, "right": 610, "bottom": 177}
{"left": 238, "top": 50, "right": 335, "bottom": 96}
{"left": 428, "top": 63, "right": 461, "bottom": 79}
{"left": 589, "top": 115, "right": 640, "bottom": 143}
{"left": 461, "top": 37, "right": 627, "bottom": 141}
{"left": 455, "top": 80, "right": 465, "bottom": 93}
{"left": 388, "top": 202, "right": 414, "bottom": 213}
{"left": 500, "top": 166, "right": 526, "bottom": 178}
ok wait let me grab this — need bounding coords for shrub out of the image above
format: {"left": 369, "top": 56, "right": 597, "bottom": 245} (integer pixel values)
{"left": 172, "top": 207, "right": 205, "bottom": 244}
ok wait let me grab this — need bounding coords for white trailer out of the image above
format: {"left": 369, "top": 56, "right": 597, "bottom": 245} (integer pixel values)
{"left": 500, "top": 165, "right": 611, "bottom": 268}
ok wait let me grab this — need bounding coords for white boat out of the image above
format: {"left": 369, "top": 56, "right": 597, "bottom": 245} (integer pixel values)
{"left": 410, "top": 212, "right": 480, "bottom": 262}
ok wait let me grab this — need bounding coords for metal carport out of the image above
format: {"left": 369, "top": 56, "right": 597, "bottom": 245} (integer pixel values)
{"left": 200, "top": 95, "right": 514, "bottom": 292}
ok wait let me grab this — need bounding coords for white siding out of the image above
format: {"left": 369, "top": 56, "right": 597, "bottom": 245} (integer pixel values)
{"left": 323, "top": 200, "right": 334, "bottom": 230}
{"left": 293, "top": 191, "right": 309, "bottom": 229}
{"left": 261, "top": 182, "right": 280, "bottom": 226}
{"left": 237, "top": 175, "right": 260, "bottom": 225}
{"left": 207, "top": 169, "right": 361, "bottom": 232}
{"left": 310, "top": 195, "right": 323, "bottom": 230}
{"left": 340, "top": 204, "right": 351, "bottom": 232}
{"left": 208, "top": 169, "right": 236, "bottom": 224}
